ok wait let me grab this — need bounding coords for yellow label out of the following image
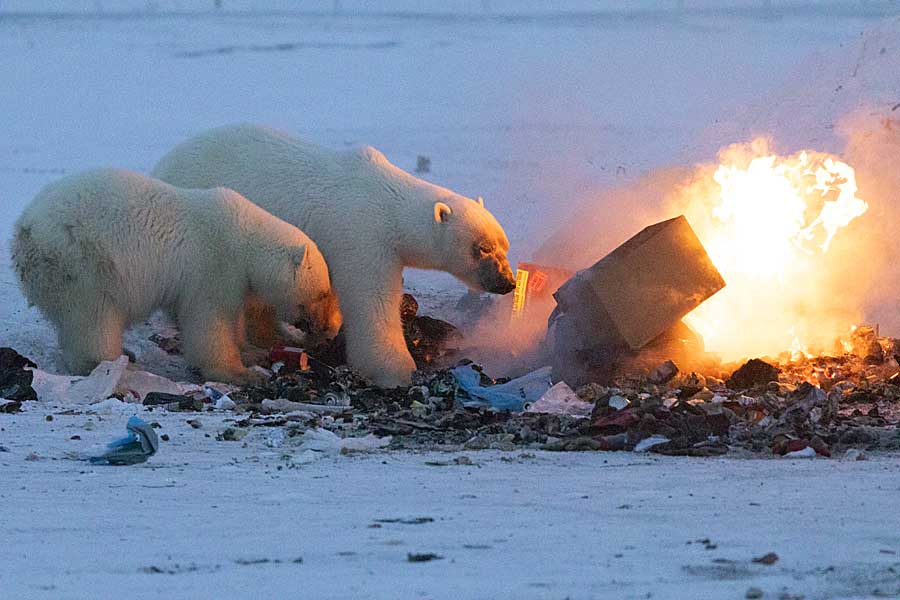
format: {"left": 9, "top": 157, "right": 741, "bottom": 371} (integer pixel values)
{"left": 511, "top": 268, "right": 529, "bottom": 316}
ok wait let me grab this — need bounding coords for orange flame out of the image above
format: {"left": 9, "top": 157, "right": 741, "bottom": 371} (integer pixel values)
{"left": 681, "top": 139, "right": 868, "bottom": 361}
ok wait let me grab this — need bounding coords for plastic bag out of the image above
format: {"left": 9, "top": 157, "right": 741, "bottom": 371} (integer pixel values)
{"left": 89, "top": 416, "right": 159, "bottom": 465}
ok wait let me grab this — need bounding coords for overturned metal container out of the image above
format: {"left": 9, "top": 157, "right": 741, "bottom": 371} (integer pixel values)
{"left": 547, "top": 215, "right": 724, "bottom": 385}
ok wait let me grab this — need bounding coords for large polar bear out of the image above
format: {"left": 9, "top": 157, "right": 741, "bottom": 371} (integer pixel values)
{"left": 11, "top": 168, "right": 341, "bottom": 383}
{"left": 153, "top": 124, "right": 516, "bottom": 387}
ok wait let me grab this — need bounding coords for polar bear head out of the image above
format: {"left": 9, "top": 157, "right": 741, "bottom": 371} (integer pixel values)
{"left": 254, "top": 242, "right": 343, "bottom": 341}
{"left": 431, "top": 196, "right": 516, "bottom": 294}
{"left": 350, "top": 146, "right": 516, "bottom": 295}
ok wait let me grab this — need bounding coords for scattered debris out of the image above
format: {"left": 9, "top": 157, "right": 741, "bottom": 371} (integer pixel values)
{"left": 452, "top": 364, "right": 552, "bottom": 411}
{"left": 407, "top": 552, "right": 442, "bottom": 563}
{"left": 649, "top": 359, "right": 679, "bottom": 385}
{"left": 149, "top": 332, "right": 181, "bottom": 354}
{"left": 260, "top": 398, "right": 348, "bottom": 414}
{"left": 608, "top": 395, "right": 630, "bottom": 410}
{"left": 851, "top": 326, "right": 883, "bottom": 364}
{"left": 216, "top": 427, "right": 248, "bottom": 442}
{"left": 374, "top": 517, "right": 434, "bottom": 525}
{"left": 89, "top": 416, "right": 159, "bottom": 465}
{"left": 29, "top": 355, "right": 203, "bottom": 406}
{"left": 424, "top": 456, "right": 473, "bottom": 467}
{"left": 783, "top": 446, "right": 817, "bottom": 459}
{"left": 0, "top": 399, "right": 23, "bottom": 413}
{"left": 0, "top": 347, "right": 38, "bottom": 402}
{"left": 268, "top": 346, "right": 309, "bottom": 372}
{"left": 143, "top": 392, "right": 190, "bottom": 406}
{"left": 6, "top": 290, "right": 900, "bottom": 461}
{"left": 842, "top": 448, "right": 867, "bottom": 461}
{"left": 752, "top": 552, "right": 779, "bottom": 565}
{"left": 634, "top": 436, "right": 670, "bottom": 452}
{"left": 525, "top": 381, "right": 593, "bottom": 417}
{"left": 232, "top": 557, "right": 303, "bottom": 566}
{"left": 205, "top": 385, "right": 236, "bottom": 410}
{"left": 727, "top": 358, "right": 780, "bottom": 390}
{"left": 298, "top": 428, "right": 391, "bottom": 454}
{"left": 510, "top": 261, "right": 574, "bottom": 318}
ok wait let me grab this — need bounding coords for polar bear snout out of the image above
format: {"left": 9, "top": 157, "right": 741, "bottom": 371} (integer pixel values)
{"left": 477, "top": 255, "right": 516, "bottom": 294}
{"left": 298, "top": 290, "right": 343, "bottom": 342}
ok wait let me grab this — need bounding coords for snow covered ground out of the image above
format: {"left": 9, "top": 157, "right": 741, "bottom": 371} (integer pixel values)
{"left": 3, "top": 404, "right": 900, "bottom": 600}
{"left": 2, "top": 4, "right": 900, "bottom": 598}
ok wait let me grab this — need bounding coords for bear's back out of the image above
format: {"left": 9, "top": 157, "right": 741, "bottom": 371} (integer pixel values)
{"left": 16, "top": 170, "right": 225, "bottom": 315}
{"left": 37, "top": 170, "right": 200, "bottom": 254}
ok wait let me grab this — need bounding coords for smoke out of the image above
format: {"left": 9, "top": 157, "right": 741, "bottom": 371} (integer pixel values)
{"left": 460, "top": 112, "right": 900, "bottom": 370}
{"left": 456, "top": 168, "right": 691, "bottom": 375}
{"left": 839, "top": 112, "right": 900, "bottom": 334}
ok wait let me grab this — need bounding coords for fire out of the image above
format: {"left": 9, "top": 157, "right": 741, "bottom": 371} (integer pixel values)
{"left": 681, "top": 139, "right": 868, "bottom": 361}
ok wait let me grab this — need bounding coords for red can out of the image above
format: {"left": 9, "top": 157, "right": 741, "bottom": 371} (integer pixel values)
{"left": 268, "top": 346, "right": 309, "bottom": 372}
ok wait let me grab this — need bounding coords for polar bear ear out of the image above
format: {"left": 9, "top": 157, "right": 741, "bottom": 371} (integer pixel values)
{"left": 358, "top": 145, "right": 386, "bottom": 163}
{"left": 433, "top": 202, "right": 452, "bottom": 223}
{"left": 476, "top": 196, "right": 484, "bottom": 208}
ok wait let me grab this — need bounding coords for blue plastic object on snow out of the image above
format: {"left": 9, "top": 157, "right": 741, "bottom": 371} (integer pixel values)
{"left": 89, "top": 416, "right": 159, "bottom": 465}
{"left": 450, "top": 365, "right": 553, "bottom": 412}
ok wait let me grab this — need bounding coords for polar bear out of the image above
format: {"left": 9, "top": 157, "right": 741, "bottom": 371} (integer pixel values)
{"left": 153, "top": 124, "right": 516, "bottom": 387}
{"left": 11, "top": 168, "right": 341, "bottom": 383}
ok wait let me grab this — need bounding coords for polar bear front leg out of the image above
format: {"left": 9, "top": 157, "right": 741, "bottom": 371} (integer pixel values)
{"left": 234, "top": 306, "right": 249, "bottom": 350}
{"left": 333, "top": 264, "right": 415, "bottom": 388}
{"left": 178, "top": 300, "right": 260, "bottom": 384}
{"left": 56, "top": 300, "right": 126, "bottom": 375}
{"left": 233, "top": 306, "right": 267, "bottom": 368}
{"left": 241, "top": 295, "right": 284, "bottom": 348}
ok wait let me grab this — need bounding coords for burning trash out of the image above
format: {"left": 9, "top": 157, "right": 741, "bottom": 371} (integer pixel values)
{"left": 677, "top": 141, "right": 869, "bottom": 361}
{"left": 546, "top": 215, "right": 725, "bottom": 386}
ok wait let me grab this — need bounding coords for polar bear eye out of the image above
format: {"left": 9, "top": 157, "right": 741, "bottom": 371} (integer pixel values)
{"left": 475, "top": 243, "right": 493, "bottom": 257}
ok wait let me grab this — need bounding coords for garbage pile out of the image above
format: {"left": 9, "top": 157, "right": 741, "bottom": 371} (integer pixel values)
{"left": 160, "top": 332, "right": 900, "bottom": 457}
{"left": 200, "top": 336, "right": 897, "bottom": 456}
{"left": 3, "top": 330, "right": 900, "bottom": 458}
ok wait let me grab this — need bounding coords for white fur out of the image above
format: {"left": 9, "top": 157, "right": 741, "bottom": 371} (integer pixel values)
{"left": 11, "top": 168, "right": 339, "bottom": 383}
{"left": 153, "top": 124, "right": 516, "bottom": 387}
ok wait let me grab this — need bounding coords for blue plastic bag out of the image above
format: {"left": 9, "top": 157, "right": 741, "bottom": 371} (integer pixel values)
{"left": 89, "top": 416, "right": 159, "bottom": 466}
{"left": 450, "top": 365, "right": 553, "bottom": 412}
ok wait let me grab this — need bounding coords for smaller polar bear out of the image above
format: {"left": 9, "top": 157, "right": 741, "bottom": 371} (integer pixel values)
{"left": 11, "top": 169, "right": 340, "bottom": 383}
